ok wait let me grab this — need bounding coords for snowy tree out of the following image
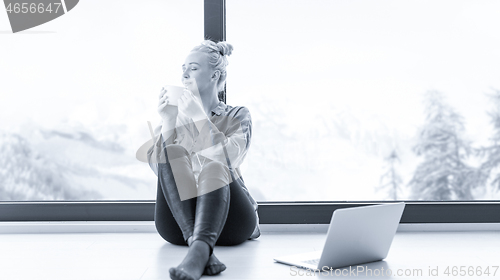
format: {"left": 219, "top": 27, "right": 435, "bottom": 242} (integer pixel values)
{"left": 476, "top": 89, "right": 500, "bottom": 196}
{"left": 409, "top": 90, "right": 480, "bottom": 200}
{"left": 377, "top": 148, "right": 403, "bottom": 200}
{"left": 0, "top": 130, "right": 103, "bottom": 200}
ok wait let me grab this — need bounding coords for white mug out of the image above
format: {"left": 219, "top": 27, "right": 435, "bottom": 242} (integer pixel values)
{"left": 162, "top": 85, "right": 185, "bottom": 106}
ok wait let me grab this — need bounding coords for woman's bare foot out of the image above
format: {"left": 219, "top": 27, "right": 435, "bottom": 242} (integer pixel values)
{"left": 169, "top": 240, "right": 210, "bottom": 280}
{"left": 185, "top": 236, "right": 225, "bottom": 276}
{"left": 203, "top": 254, "right": 226, "bottom": 275}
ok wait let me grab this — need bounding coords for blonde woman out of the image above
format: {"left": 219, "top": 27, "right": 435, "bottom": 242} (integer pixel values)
{"left": 147, "top": 40, "right": 260, "bottom": 280}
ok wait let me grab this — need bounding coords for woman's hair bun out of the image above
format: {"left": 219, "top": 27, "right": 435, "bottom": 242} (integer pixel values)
{"left": 217, "top": 41, "right": 233, "bottom": 56}
{"left": 191, "top": 40, "right": 233, "bottom": 94}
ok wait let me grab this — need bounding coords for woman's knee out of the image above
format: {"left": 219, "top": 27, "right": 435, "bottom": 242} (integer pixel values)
{"left": 199, "top": 161, "right": 230, "bottom": 181}
{"left": 198, "top": 161, "right": 231, "bottom": 194}
{"left": 165, "top": 144, "right": 189, "bottom": 160}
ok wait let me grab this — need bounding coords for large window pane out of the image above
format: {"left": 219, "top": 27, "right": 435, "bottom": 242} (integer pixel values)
{"left": 227, "top": 0, "right": 500, "bottom": 201}
{"left": 0, "top": 0, "right": 202, "bottom": 200}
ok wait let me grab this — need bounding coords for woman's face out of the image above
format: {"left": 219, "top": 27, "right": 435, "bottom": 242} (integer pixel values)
{"left": 181, "top": 51, "right": 217, "bottom": 95}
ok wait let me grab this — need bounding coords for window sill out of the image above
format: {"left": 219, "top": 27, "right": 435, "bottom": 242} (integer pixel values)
{"left": 1, "top": 221, "right": 500, "bottom": 234}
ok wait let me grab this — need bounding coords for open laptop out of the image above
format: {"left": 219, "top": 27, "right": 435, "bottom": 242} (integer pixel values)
{"left": 274, "top": 202, "right": 405, "bottom": 270}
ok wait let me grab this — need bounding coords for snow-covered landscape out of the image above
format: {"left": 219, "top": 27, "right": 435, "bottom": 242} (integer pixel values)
{"left": 1, "top": 0, "right": 500, "bottom": 201}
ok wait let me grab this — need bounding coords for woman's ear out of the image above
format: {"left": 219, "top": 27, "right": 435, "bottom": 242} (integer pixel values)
{"left": 212, "top": 70, "right": 221, "bottom": 81}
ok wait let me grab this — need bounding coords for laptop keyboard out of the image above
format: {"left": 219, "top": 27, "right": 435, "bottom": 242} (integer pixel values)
{"left": 302, "top": 258, "right": 320, "bottom": 265}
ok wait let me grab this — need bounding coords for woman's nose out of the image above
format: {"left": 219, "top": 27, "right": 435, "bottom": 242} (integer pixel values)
{"left": 182, "top": 69, "right": 189, "bottom": 79}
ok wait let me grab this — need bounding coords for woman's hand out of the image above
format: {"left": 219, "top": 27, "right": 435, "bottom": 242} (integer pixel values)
{"left": 157, "top": 87, "right": 179, "bottom": 122}
{"left": 178, "top": 89, "right": 207, "bottom": 123}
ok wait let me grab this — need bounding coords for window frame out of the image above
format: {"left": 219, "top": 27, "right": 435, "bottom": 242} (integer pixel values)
{"left": 1, "top": 0, "right": 499, "bottom": 224}
{"left": 1, "top": 201, "right": 500, "bottom": 223}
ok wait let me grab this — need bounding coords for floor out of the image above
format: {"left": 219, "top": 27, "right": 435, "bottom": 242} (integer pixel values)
{"left": 0, "top": 229, "right": 499, "bottom": 280}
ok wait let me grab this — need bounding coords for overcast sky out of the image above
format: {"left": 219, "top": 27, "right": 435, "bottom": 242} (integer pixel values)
{"left": 1, "top": 0, "right": 498, "bottom": 142}
{"left": 226, "top": 0, "right": 500, "bottom": 144}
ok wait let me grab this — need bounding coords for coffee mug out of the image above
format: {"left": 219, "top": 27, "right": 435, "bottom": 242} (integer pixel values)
{"left": 162, "top": 85, "right": 185, "bottom": 106}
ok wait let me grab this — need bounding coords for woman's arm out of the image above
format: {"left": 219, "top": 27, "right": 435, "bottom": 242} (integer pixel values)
{"left": 148, "top": 85, "right": 207, "bottom": 176}
{"left": 147, "top": 109, "right": 205, "bottom": 176}
{"left": 193, "top": 106, "right": 252, "bottom": 170}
